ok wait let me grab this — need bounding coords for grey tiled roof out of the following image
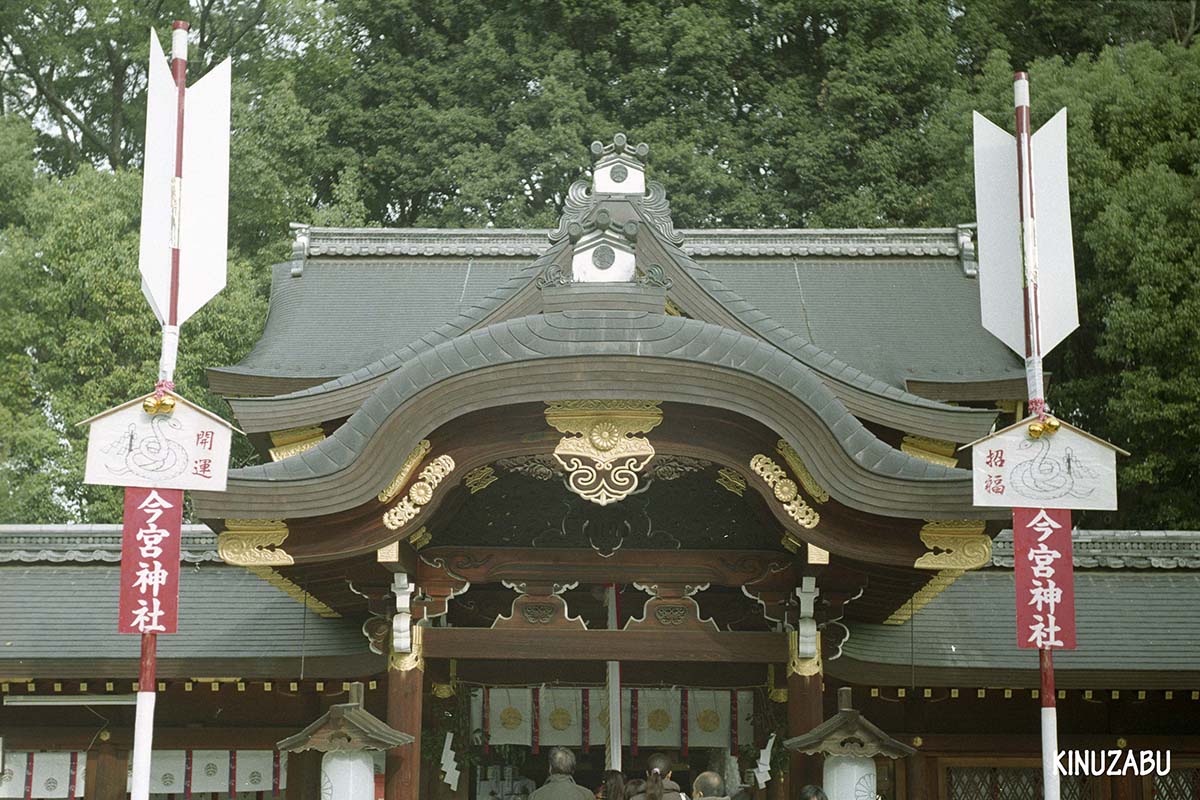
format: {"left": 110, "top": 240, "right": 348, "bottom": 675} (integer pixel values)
{"left": 215, "top": 228, "right": 1006, "bottom": 391}
{"left": 0, "top": 524, "right": 218, "bottom": 564}
{"left": 299, "top": 226, "right": 970, "bottom": 259}
{"left": 215, "top": 259, "right": 529, "bottom": 380}
{"left": 836, "top": 571, "right": 1200, "bottom": 687}
{"left": 991, "top": 529, "right": 1200, "bottom": 569}
{"left": 700, "top": 258, "right": 1021, "bottom": 390}
{"left": 0, "top": 565, "right": 374, "bottom": 678}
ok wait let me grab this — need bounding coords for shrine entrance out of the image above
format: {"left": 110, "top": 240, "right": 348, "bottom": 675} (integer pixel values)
{"left": 208, "top": 399, "right": 984, "bottom": 799}
{"left": 198, "top": 135, "right": 1001, "bottom": 798}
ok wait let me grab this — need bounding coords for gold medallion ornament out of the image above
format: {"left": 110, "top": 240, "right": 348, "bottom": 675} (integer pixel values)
{"left": 775, "top": 440, "right": 830, "bottom": 503}
{"left": 545, "top": 401, "right": 663, "bottom": 506}
{"left": 500, "top": 707, "right": 524, "bottom": 730}
{"left": 647, "top": 708, "right": 671, "bottom": 732}
{"left": 750, "top": 454, "right": 819, "bottom": 528}
{"left": 698, "top": 709, "right": 721, "bottom": 732}
{"left": 549, "top": 707, "right": 573, "bottom": 731}
{"left": 382, "top": 454, "right": 456, "bottom": 530}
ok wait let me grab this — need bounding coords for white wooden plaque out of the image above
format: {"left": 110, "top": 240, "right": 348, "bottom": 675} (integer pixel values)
{"left": 972, "top": 420, "right": 1119, "bottom": 511}
{"left": 83, "top": 393, "right": 231, "bottom": 491}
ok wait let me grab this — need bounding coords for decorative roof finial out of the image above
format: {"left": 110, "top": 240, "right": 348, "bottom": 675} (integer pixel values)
{"left": 589, "top": 132, "right": 650, "bottom": 163}
{"left": 590, "top": 133, "right": 648, "bottom": 195}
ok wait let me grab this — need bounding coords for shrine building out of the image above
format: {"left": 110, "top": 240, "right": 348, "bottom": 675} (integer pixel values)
{"left": 2, "top": 135, "right": 1199, "bottom": 800}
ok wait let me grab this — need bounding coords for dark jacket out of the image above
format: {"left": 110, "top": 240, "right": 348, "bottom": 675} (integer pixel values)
{"left": 530, "top": 773, "right": 596, "bottom": 800}
{"left": 630, "top": 778, "right": 687, "bottom": 800}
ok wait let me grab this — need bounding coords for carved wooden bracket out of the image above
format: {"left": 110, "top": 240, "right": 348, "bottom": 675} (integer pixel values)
{"left": 625, "top": 583, "right": 717, "bottom": 632}
{"left": 493, "top": 582, "right": 586, "bottom": 631}
{"left": 415, "top": 555, "right": 472, "bottom": 620}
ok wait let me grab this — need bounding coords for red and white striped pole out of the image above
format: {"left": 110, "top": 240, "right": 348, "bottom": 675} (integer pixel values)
{"left": 1040, "top": 649, "right": 1059, "bottom": 799}
{"left": 1014, "top": 71, "right": 1047, "bottom": 420}
{"left": 1015, "top": 71, "right": 1060, "bottom": 800}
{"left": 131, "top": 20, "right": 189, "bottom": 800}
{"left": 157, "top": 19, "right": 189, "bottom": 389}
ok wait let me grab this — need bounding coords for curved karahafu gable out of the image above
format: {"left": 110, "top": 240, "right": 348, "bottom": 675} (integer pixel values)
{"left": 193, "top": 303, "right": 1001, "bottom": 527}
{"left": 216, "top": 138, "right": 999, "bottom": 443}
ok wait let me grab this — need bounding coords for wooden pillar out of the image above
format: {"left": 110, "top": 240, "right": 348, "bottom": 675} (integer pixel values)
{"left": 905, "top": 752, "right": 936, "bottom": 800}
{"left": 386, "top": 628, "right": 424, "bottom": 800}
{"left": 86, "top": 743, "right": 127, "bottom": 800}
{"left": 1112, "top": 772, "right": 1140, "bottom": 800}
{"left": 786, "top": 667, "right": 824, "bottom": 797}
{"left": 286, "top": 750, "right": 322, "bottom": 800}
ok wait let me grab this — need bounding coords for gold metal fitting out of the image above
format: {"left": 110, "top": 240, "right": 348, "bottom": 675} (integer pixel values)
{"left": 1027, "top": 421, "right": 1045, "bottom": 439}
{"left": 1044, "top": 416, "right": 1061, "bottom": 434}
{"left": 142, "top": 394, "right": 176, "bottom": 415}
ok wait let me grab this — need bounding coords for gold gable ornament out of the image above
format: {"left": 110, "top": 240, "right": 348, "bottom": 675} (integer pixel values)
{"left": 218, "top": 520, "right": 293, "bottom": 566}
{"left": 545, "top": 400, "right": 663, "bottom": 506}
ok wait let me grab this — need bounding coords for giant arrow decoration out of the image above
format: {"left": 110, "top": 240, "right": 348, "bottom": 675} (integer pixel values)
{"left": 80, "top": 22, "right": 232, "bottom": 800}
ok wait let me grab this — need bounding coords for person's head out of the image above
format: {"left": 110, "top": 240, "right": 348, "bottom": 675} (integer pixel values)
{"left": 624, "top": 778, "right": 646, "bottom": 799}
{"left": 601, "top": 770, "right": 625, "bottom": 798}
{"left": 548, "top": 746, "right": 576, "bottom": 776}
{"left": 693, "top": 770, "right": 726, "bottom": 797}
{"left": 645, "top": 753, "right": 673, "bottom": 799}
{"left": 798, "top": 786, "right": 828, "bottom": 800}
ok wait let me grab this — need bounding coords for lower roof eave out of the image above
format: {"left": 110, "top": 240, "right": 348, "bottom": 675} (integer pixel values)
{"left": 824, "top": 654, "right": 1200, "bottom": 691}
{"left": 0, "top": 653, "right": 384, "bottom": 682}
{"left": 206, "top": 367, "right": 337, "bottom": 399}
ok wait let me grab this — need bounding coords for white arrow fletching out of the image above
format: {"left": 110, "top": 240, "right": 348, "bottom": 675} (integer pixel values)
{"left": 973, "top": 111, "right": 1025, "bottom": 356}
{"left": 137, "top": 29, "right": 231, "bottom": 327}
{"left": 137, "top": 31, "right": 178, "bottom": 325}
{"left": 1030, "top": 107, "right": 1079, "bottom": 354}
{"left": 177, "top": 57, "right": 231, "bottom": 325}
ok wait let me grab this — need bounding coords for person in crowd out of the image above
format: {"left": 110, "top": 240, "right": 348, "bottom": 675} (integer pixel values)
{"left": 530, "top": 746, "right": 595, "bottom": 800}
{"left": 629, "top": 752, "right": 685, "bottom": 800}
{"left": 798, "top": 786, "right": 828, "bottom": 800}
{"left": 624, "top": 778, "right": 646, "bottom": 799}
{"left": 692, "top": 770, "right": 730, "bottom": 798}
{"left": 598, "top": 769, "right": 625, "bottom": 799}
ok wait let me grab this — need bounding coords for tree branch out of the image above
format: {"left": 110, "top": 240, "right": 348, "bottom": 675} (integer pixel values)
{"left": 0, "top": 35, "right": 115, "bottom": 168}
{"left": 221, "top": 0, "right": 267, "bottom": 65}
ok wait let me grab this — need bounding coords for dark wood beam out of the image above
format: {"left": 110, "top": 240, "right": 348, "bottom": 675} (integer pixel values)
{"left": 422, "top": 627, "right": 788, "bottom": 662}
{"left": 279, "top": 403, "right": 934, "bottom": 567}
{"left": 417, "top": 547, "right": 796, "bottom": 590}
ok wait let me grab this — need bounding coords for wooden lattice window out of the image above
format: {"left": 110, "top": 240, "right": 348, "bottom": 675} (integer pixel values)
{"left": 946, "top": 766, "right": 1094, "bottom": 800}
{"left": 1152, "top": 767, "right": 1200, "bottom": 800}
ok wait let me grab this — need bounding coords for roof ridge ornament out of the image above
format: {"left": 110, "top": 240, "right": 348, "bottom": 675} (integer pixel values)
{"left": 590, "top": 132, "right": 648, "bottom": 196}
{"left": 590, "top": 131, "right": 649, "bottom": 164}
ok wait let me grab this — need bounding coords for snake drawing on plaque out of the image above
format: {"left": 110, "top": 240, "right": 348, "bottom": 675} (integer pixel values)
{"left": 1008, "top": 437, "right": 1098, "bottom": 501}
{"left": 102, "top": 416, "right": 190, "bottom": 480}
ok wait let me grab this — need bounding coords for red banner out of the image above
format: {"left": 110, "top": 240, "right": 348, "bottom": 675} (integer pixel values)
{"left": 1013, "top": 507, "right": 1076, "bottom": 650}
{"left": 118, "top": 486, "right": 184, "bottom": 634}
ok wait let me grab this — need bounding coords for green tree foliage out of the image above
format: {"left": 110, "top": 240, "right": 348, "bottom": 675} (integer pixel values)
{"left": 0, "top": 1, "right": 1196, "bottom": 526}
{"left": 0, "top": 165, "right": 265, "bottom": 522}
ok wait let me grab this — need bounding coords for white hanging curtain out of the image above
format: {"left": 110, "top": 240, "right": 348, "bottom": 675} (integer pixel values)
{"left": 0, "top": 752, "right": 86, "bottom": 799}
{"left": 538, "top": 687, "right": 584, "bottom": 747}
